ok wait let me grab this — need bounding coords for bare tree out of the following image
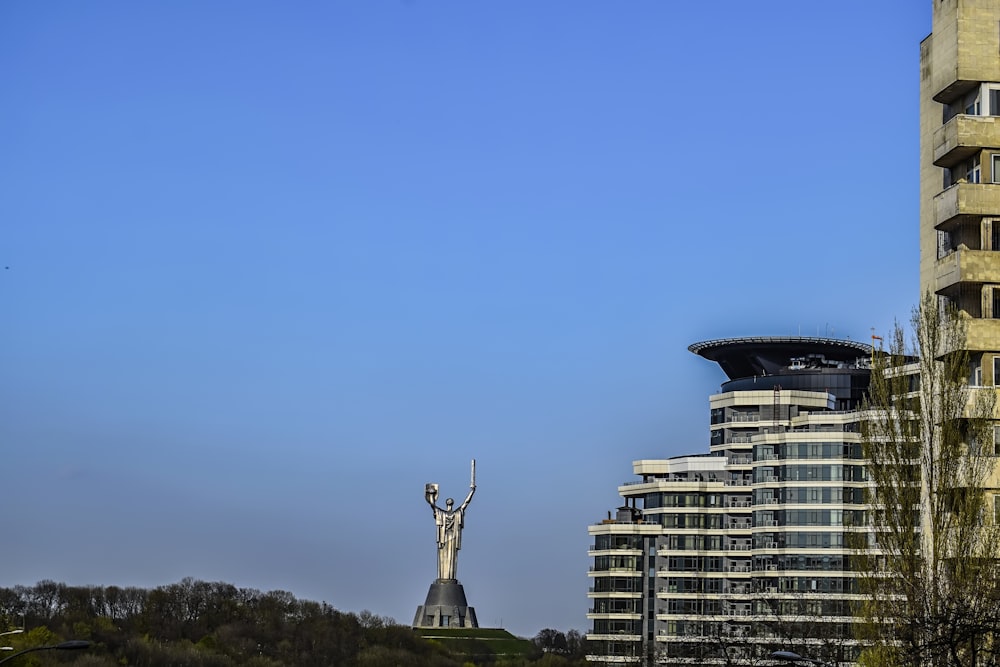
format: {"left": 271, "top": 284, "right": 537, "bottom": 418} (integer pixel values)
{"left": 691, "top": 590, "right": 856, "bottom": 667}
{"left": 858, "top": 295, "right": 1000, "bottom": 666}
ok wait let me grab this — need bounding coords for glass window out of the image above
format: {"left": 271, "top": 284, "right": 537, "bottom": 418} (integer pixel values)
{"left": 965, "top": 89, "right": 982, "bottom": 115}
{"left": 989, "top": 87, "right": 1000, "bottom": 116}
{"left": 968, "top": 155, "right": 982, "bottom": 184}
{"left": 990, "top": 218, "right": 1000, "bottom": 251}
{"left": 939, "top": 229, "right": 954, "bottom": 259}
{"left": 994, "top": 155, "right": 1000, "bottom": 184}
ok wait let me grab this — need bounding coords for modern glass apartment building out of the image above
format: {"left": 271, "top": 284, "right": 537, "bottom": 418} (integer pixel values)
{"left": 587, "top": 337, "right": 872, "bottom": 666}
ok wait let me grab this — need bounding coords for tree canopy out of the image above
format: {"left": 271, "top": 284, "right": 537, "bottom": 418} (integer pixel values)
{"left": 0, "top": 578, "right": 588, "bottom": 667}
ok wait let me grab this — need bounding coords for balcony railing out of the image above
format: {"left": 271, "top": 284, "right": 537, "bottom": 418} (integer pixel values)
{"left": 724, "top": 609, "right": 753, "bottom": 617}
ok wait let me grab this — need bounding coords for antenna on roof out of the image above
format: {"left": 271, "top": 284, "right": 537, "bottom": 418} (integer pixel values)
{"left": 871, "top": 327, "right": 883, "bottom": 366}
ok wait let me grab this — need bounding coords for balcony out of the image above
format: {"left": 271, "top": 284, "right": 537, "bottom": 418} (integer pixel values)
{"left": 589, "top": 567, "right": 642, "bottom": 574}
{"left": 934, "top": 247, "right": 1000, "bottom": 292}
{"left": 588, "top": 587, "right": 642, "bottom": 596}
{"left": 587, "top": 609, "right": 642, "bottom": 619}
{"left": 965, "top": 318, "right": 1000, "bottom": 352}
{"left": 583, "top": 652, "right": 641, "bottom": 663}
{"left": 933, "top": 115, "right": 1000, "bottom": 167}
{"left": 935, "top": 183, "right": 1000, "bottom": 226}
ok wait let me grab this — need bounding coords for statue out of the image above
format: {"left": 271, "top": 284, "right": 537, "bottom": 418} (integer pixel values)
{"left": 413, "top": 459, "right": 480, "bottom": 628}
{"left": 425, "top": 459, "right": 476, "bottom": 581}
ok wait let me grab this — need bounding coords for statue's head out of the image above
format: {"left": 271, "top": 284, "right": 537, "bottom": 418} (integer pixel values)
{"left": 446, "top": 498, "right": 454, "bottom": 508}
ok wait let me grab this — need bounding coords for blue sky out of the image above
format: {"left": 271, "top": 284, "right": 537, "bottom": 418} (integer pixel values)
{"left": 2, "top": 1, "right": 926, "bottom": 637}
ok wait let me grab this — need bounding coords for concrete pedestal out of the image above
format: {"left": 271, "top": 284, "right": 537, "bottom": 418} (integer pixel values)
{"left": 412, "top": 579, "right": 479, "bottom": 628}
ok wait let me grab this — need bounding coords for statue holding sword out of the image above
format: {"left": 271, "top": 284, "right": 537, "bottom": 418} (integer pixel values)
{"left": 424, "top": 460, "right": 476, "bottom": 582}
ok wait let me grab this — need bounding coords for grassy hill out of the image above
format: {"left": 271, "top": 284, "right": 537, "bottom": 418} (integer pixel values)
{"left": 414, "top": 627, "right": 534, "bottom": 660}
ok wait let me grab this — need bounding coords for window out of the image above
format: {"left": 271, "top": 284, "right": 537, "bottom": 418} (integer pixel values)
{"left": 990, "top": 219, "right": 1000, "bottom": 251}
{"left": 989, "top": 86, "right": 1000, "bottom": 116}
{"left": 966, "top": 93, "right": 982, "bottom": 116}
{"left": 994, "top": 356, "right": 1000, "bottom": 385}
{"left": 938, "top": 229, "right": 954, "bottom": 259}
{"left": 971, "top": 358, "right": 983, "bottom": 386}
{"left": 994, "top": 155, "right": 1000, "bottom": 183}
{"left": 944, "top": 84, "right": 1000, "bottom": 121}
{"left": 995, "top": 495, "right": 1000, "bottom": 524}
{"left": 967, "top": 155, "right": 982, "bottom": 183}
{"left": 945, "top": 155, "right": 983, "bottom": 188}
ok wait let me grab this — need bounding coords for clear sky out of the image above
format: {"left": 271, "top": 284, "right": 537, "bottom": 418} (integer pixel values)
{"left": 2, "top": 1, "right": 926, "bottom": 637}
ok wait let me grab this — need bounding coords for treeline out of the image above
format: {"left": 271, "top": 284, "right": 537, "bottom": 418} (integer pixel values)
{"left": 0, "top": 579, "right": 588, "bottom": 666}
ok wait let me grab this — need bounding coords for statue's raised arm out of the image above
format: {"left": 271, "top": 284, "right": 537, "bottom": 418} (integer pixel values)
{"left": 460, "top": 459, "right": 476, "bottom": 511}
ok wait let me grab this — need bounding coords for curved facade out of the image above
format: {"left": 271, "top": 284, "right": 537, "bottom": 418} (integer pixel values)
{"left": 587, "top": 338, "right": 871, "bottom": 666}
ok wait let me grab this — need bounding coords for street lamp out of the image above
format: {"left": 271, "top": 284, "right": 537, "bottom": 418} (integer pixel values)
{"left": 0, "top": 640, "right": 90, "bottom": 665}
{"left": 769, "top": 650, "right": 828, "bottom": 666}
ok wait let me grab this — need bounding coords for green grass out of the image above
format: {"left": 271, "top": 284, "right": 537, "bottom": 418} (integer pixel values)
{"left": 414, "top": 627, "right": 534, "bottom": 657}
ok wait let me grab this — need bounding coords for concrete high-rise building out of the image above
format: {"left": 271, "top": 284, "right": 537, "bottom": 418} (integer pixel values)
{"left": 920, "top": 0, "right": 1000, "bottom": 541}
{"left": 921, "top": 0, "right": 1000, "bottom": 350}
{"left": 586, "top": 338, "right": 871, "bottom": 666}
